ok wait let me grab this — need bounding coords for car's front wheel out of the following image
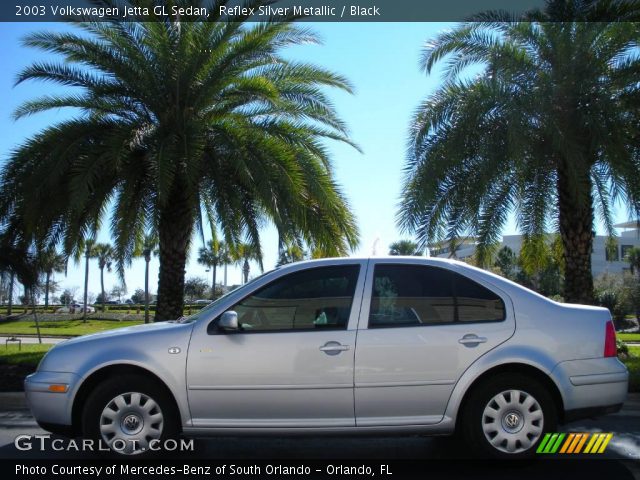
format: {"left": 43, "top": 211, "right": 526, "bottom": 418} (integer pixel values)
{"left": 460, "top": 373, "right": 557, "bottom": 458}
{"left": 82, "top": 374, "right": 179, "bottom": 456}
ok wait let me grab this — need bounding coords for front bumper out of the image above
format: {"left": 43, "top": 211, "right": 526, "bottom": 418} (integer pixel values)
{"left": 24, "top": 371, "right": 81, "bottom": 428}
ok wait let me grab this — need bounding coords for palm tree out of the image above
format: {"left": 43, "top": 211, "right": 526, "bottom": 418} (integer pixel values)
{"left": 0, "top": 1, "right": 360, "bottom": 321}
{"left": 389, "top": 240, "right": 422, "bottom": 256}
{"left": 277, "top": 243, "right": 307, "bottom": 266}
{"left": 135, "top": 233, "right": 158, "bottom": 324}
{"left": 37, "top": 247, "right": 66, "bottom": 309}
{"left": 495, "top": 246, "right": 517, "bottom": 279}
{"left": 198, "top": 238, "right": 230, "bottom": 297}
{"left": 232, "top": 242, "right": 262, "bottom": 285}
{"left": 92, "top": 243, "right": 114, "bottom": 312}
{"left": 80, "top": 238, "right": 95, "bottom": 321}
{"left": 0, "top": 240, "right": 42, "bottom": 341}
{"left": 625, "top": 247, "right": 640, "bottom": 277}
{"left": 399, "top": 2, "right": 640, "bottom": 304}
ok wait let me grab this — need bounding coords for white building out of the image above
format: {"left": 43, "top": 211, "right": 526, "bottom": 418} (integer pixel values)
{"left": 432, "top": 221, "right": 640, "bottom": 276}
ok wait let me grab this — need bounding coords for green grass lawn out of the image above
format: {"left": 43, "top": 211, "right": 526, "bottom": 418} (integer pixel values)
{"left": 619, "top": 333, "right": 640, "bottom": 342}
{"left": 0, "top": 319, "right": 141, "bottom": 337}
{"left": 0, "top": 343, "right": 53, "bottom": 367}
{"left": 624, "top": 345, "right": 640, "bottom": 393}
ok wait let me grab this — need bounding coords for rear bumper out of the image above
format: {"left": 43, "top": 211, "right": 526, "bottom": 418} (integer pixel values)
{"left": 563, "top": 403, "right": 623, "bottom": 424}
{"left": 551, "top": 357, "right": 628, "bottom": 415}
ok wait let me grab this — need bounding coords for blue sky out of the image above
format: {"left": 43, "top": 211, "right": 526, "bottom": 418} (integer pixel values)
{"left": 0, "top": 22, "right": 631, "bottom": 301}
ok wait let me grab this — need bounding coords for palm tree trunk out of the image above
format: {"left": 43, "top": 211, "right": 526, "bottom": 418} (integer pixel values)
{"left": 8, "top": 272, "right": 14, "bottom": 316}
{"left": 243, "top": 259, "right": 249, "bottom": 284}
{"left": 31, "top": 290, "right": 42, "bottom": 344}
{"left": 44, "top": 271, "right": 50, "bottom": 310}
{"left": 557, "top": 163, "right": 594, "bottom": 304}
{"left": 156, "top": 190, "right": 193, "bottom": 321}
{"left": 144, "top": 257, "right": 150, "bottom": 324}
{"left": 100, "top": 266, "right": 105, "bottom": 312}
{"left": 212, "top": 264, "right": 217, "bottom": 299}
{"left": 83, "top": 251, "right": 89, "bottom": 321}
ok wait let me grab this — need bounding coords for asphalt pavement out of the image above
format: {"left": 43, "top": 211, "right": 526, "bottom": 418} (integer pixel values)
{"left": 0, "top": 392, "right": 638, "bottom": 463}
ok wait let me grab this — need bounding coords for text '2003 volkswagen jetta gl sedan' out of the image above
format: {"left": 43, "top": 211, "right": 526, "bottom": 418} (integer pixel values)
{"left": 25, "top": 257, "right": 628, "bottom": 457}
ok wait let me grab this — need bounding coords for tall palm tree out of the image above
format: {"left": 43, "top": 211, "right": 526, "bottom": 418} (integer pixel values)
{"left": 389, "top": 240, "right": 422, "bottom": 256}
{"left": 399, "top": 1, "right": 640, "bottom": 304}
{"left": 231, "top": 242, "right": 261, "bottom": 285}
{"left": 37, "top": 247, "right": 66, "bottom": 309}
{"left": 6, "top": 272, "right": 14, "bottom": 316}
{"left": 198, "top": 238, "right": 230, "bottom": 297}
{"left": 0, "top": 0, "right": 359, "bottom": 321}
{"left": 92, "top": 243, "right": 114, "bottom": 312}
{"left": 80, "top": 238, "right": 96, "bottom": 321}
{"left": 0, "top": 240, "right": 41, "bottom": 341}
{"left": 135, "top": 233, "right": 158, "bottom": 324}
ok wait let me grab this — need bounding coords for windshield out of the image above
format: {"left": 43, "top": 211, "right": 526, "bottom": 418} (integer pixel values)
{"left": 177, "top": 268, "right": 277, "bottom": 323}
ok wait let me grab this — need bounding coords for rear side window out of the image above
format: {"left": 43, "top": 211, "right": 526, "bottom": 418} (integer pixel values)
{"left": 455, "top": 273, "right": 505, "bottom": 322}
{"left": 369, "top": 265, "right": 505, "bottom": 328}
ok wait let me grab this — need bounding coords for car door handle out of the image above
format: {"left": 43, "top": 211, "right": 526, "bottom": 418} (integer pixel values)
{"left": 319, "top": 341, "right": 350, "bottom": 356}
{"left": 458, "top": 334, "right": 488, "bottom": 346}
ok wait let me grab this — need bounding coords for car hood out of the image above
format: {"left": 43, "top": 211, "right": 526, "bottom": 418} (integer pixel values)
{"left": 38, "top": 320, "right": 196, "bottom": 374}
{"left": 59, "top": 320, "right": 185, "bottom": 346}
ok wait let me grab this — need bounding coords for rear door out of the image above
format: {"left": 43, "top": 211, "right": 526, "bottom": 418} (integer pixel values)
{"left": 354, "top": 259, "right": 515, "bottom": 426}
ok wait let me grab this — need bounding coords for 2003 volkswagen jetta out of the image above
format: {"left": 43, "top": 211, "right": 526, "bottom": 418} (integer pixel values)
{"left": 25, "top": 257, "right": 628, "bottom": 457}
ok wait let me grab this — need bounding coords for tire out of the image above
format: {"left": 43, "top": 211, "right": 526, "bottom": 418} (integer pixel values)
{"left": 460, "top": 373, "right": 557, "bottom": 458}
{"left": 82, "top": 374, "right": 179, "bottom": 456}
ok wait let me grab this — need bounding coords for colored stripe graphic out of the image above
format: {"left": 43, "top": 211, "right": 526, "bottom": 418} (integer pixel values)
{"left": 559, "top": 433, "right": 575, "bottom": 453}
{"left": 537, "top": 433, "right": 565, "bottom": 453}
{"left": 537, "top": 433, "right": 552, "bottom": 453}
{"left": 538, "top": 433, "right": 613, "bottom": 454}
{"left": 569, "top": 433, "right": 586, "bottom": 453}
{"left": 550, "top": 433, "right": 565, "bottom": 453}
{"left": 574, "top": 433, "right": 589, "bottom": 453}
{"left": 597, "top": 433, "right": 613, "bottom": 453}
{"left": 584, "top": 433, "right": 599, "bottom": 453}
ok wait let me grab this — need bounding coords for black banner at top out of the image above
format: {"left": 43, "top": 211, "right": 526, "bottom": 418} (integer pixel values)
{"left": 3, "top": 0, "right": 640, "bottom": 23}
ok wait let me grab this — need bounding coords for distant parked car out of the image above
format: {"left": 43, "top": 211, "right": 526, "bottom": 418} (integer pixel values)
{"left": 56, "top": 303, "right": 95, "bottom": 314}
{"left": 29, "top": 258, "right": 627, "bottom": 457}
{"left": 125, "top": 299, "right": 134, "bottom": 305}
{"left": 193, "top": 299, "right": 211, "bottom": 305}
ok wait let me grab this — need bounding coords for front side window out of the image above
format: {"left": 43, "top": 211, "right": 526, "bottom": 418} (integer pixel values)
{"left": 369, "top": 265, "right": 505, "bottom": 328}
{"left": 215, "top": 265, "right": 360, "bottom": 333}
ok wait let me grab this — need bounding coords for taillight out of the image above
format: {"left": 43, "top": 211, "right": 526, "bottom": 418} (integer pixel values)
{"left": 604, "top": 320, "right": 617, "bottom": 357}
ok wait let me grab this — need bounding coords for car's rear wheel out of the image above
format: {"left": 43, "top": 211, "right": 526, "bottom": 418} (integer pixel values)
{"left": 82, "top": 374, "right": 179, "bottom": 456}
{"left": 460, "top": 373, "right": 557, "bottom": 458}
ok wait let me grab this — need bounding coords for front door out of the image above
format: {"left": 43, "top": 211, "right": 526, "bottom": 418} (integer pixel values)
{"left": 186, "top": 262, "right": 366, "bottom": 428}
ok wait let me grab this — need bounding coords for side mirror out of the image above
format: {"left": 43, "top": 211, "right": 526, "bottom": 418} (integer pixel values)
{"left": 218, "top": 310, "right": 239, "bottom": 331}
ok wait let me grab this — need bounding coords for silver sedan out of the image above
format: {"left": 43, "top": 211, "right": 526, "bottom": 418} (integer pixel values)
{"left": 25, "top": 257, "right": 628, "bottom": 457}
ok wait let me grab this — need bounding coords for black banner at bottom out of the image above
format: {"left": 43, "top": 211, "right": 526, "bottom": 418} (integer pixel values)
{"left": 2, "top": 459, "right": 639, "bottom": 480}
